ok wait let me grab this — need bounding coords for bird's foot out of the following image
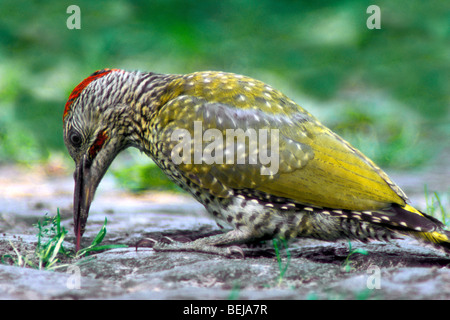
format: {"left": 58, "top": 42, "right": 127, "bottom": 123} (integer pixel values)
{"left": 136, "top": 234, "right": 246, "bottom": 258}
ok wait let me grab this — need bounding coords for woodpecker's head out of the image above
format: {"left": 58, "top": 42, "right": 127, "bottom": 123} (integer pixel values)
{"left": 63, "top": 68, "right": 133, "bottom": 251}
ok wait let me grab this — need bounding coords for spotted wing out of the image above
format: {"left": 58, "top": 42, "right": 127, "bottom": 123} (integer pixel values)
{"left": 150, "top": 72, "right": 407, "bottom": 211}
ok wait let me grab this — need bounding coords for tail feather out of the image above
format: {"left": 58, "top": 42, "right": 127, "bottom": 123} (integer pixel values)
{"left": 388, "top": 205, "right": 450, "bottom": 254}
{"left": 321, "top": 202, "right": 449, "bottom": 254}
{"left": 296, "top": 201, "right": 449, "bottom": 253}
{"left": 384, "top": 204, "right": 444, "bottom": 232}
{"left": 402, "top": 230, "right": 450, "bottom": 254}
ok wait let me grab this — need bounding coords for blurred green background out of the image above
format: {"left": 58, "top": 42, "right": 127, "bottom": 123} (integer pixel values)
{"left": 0, "top": 0, "right": 448, "bottom": 191}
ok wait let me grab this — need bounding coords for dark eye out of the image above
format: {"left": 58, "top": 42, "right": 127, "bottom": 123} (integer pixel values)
{"left": 69, "top": 130, "right": 83, "bottom": 147}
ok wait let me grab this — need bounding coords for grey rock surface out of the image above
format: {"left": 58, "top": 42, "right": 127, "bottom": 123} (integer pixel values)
{"left": 0, "top": 162, "right": 449, "bottom": 300}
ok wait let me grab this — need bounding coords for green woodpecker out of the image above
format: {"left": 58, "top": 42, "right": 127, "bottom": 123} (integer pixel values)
{"left": 63, "top": 69, "right": 449, "bottom": 256}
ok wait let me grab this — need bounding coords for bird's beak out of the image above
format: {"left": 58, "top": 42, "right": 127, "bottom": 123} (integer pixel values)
{"left": 73, "top": 154, "right": 96, "bottom": 252}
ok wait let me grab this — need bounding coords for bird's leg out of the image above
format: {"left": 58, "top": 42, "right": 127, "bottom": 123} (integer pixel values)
{"left": 139, "top": 229, "right": 256, "bottom": 258}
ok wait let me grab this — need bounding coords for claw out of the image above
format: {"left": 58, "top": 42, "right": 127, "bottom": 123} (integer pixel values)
{"left": 162, "top": 236, "right": 175, "bottom": 244}
{"left": 227, "top": 245, "right": 246, "bottom": 259}
{"left": 136, "top": 234, "right": 247, "bottom": 258}
{"left": 135, "top": 237, "right": 158, "bottom": 251}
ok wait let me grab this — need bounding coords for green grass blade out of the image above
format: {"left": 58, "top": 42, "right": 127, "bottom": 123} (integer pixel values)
{"left": 82, "top": 244, "right": 128, "bottom": 253}
{"left": 48, "top": 233, "right": 66, "bottom": 267}
{"left": 91, "top": 218, "right": 108, "bottom": 246}
{"left": 433, "top": 192, "right": 447, "bottom": 225}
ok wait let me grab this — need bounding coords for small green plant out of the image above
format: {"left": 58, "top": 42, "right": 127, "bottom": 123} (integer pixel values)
{"left": 1, "top": 240, "right": 35, "bottom": 268}
{"left": 1, "top": 209, "right": 127, "bottom": 270}
{"left": 272, "top": 238, "right": 291, "bottom": 285}
{"left": 424, "top": 186, "right": 448, "bottom": 226}
{"left": 34, "top": 209, "right": 69, "bottom": 270}
{"left": 1, "top": 211, "right": 68, "bottom": 269}
{"left": 74, "top": 217, "right": 127, "bottom": 258}
{"left": 354, "top": 288, "right": 373, "bottom": 300}
{"left": 227, "top": 281, "right": 241, "bottom": 300}
{"left": 342, "top": 241, "right": 368, "bottom": 272}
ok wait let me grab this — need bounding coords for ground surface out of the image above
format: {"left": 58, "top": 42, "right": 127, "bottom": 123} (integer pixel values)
{"left": 0, "top": 151, "right": 449, "bottom": 300}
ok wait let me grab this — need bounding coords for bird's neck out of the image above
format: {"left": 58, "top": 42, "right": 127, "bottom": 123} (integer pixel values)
{"left": 119, "top": 71, "right": 181, "bottom": 154}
